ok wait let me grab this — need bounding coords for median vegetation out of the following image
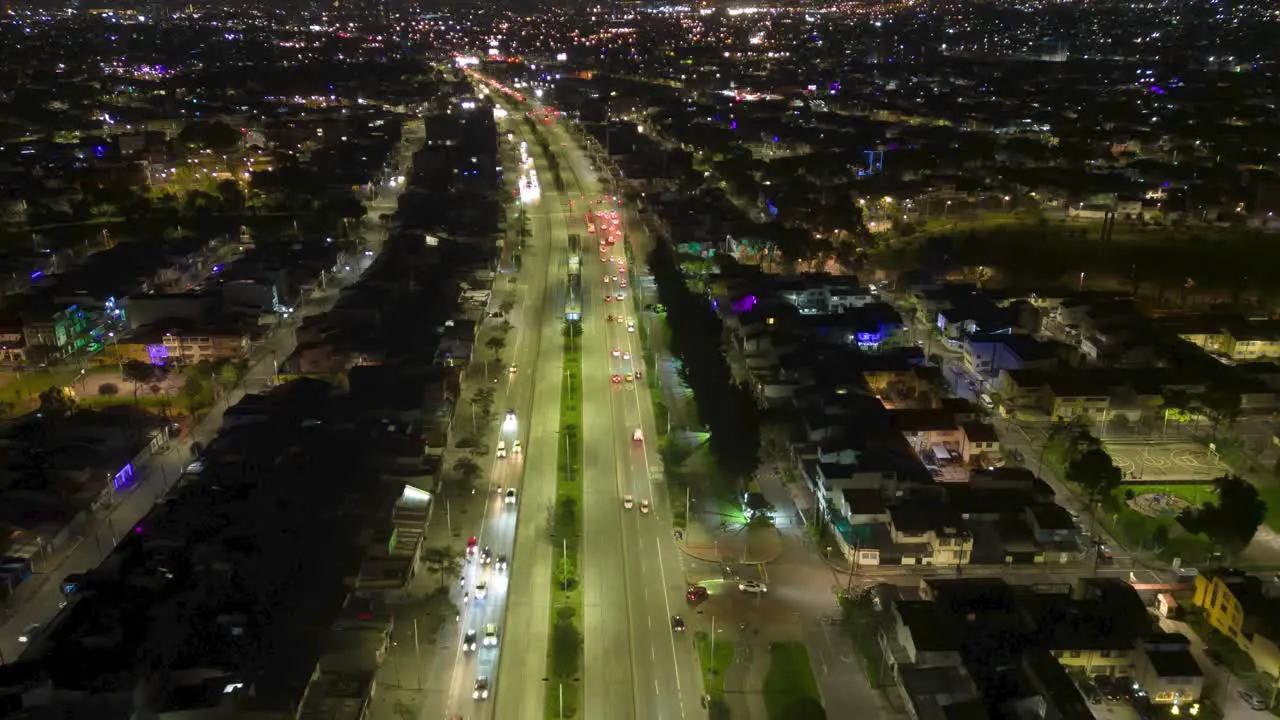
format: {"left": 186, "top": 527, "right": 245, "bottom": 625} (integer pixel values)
{"left": 546, "top": 319, "right": 584, "bottom": 719}
{"left": 763, "top": 642, "right": 826, "bottom": 720}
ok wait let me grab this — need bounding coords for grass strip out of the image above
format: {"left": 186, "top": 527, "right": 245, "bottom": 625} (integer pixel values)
{"left": 546, "top": 327, "right": 585, "bottom": 718}
{"left": 695, "top": 629, "right": 734, "bottom": 699}
{"left": 763, "top": 641, "right": 825, "bottom": 719}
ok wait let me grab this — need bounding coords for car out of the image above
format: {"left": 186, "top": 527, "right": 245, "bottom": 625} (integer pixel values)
{"left": 1092, "top": 675, "right": 1116, "bottom": 700}
{"left": 483, "top": 623, "right": 499, "bottom": 647}
{"left": 1079, "top": 682, "right": 1102, "bottom": 705}
{"left": 739, "top": 580, "right": 767, "bottom": 593}
{"left": 473, "top": 677, "right": 491, "bottom": 700}
{"left": 607, "top": 314, "right": 614, "bottom": 322}
{"left": 1111, "top": 676, "right": 1134, "bottom": 700}
{"left": 634, "top": 369, "right": 643, "bottom": 380}
{"left": 463, "top": 629, "right": 478, "bottom": 651}
{"left": 671, "top": 616, "right": 687, "bottom": 632}
{"left": 623, "top": 494, "right": 634, "bottom": 508}
{"left": 611, "top": 348, "right": 621, "bottom": 357}
{"left": 496, "top": 554, "right": 508, "bottom": 571}
{"left": 508, "top": 363, "right": 517, "bottom": 374}
{"left": 17, "top": 624, "right": 39, "bottom": 643}
{"left": 505, "top": 409, "right": 517, "bottom": 423}
{"left": 480, "top": 547, "right": 492, "bottom": 565}
{"left": 640, "top": 500, "right": 650, "bottom": 514}
{"left": 513, "top": 440, "right": 522, "bottom": 455}
{"left": 604, "top": 275, "right": 611, "bottom": 283}
{"left": 496, "top": 441, "right": 507, "bottom": 458}
{"left": 1096, "top": 545, "right": 1114, "bottom": 563}
{"left": 625, "top": 373, "right": 634, "bottom": 382}
{"left": 633, "top": 428, "right": 643, "bottom": 442}
{"left": 686, "top": 585, "right": 710, "bottom": 602}
{"left": 604, "top": 295, "right": 612, "bottom": 303}
{"left": 475, "top": 581, "right": 488, "bottom": 599}
{"left": 620, "top": 280, "right": 627, "bottom": 288}
{"left": 612, "top": 374, "right": 622, "bottom": 383}
{"left": 1239, "top": 689, "right": 1269, "bottom": 710}
{"left": 467, "top": 536, "right": 478, "bottom": 556}
{"left": 505, "top": 488, "right": 517, "bottom": 505}
{"left": 628, "top": 322, "right": 635, "bottom": 333}
{"left": 616, "top": 292, "right": 625, "bottom": 300}
{"left": 622, "top": 352, "right": 631, "bottom": 360}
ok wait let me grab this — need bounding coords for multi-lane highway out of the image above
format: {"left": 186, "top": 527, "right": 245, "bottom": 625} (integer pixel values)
{"left": 535, "top": 118, "right": 705, "bottom": 719}
{"left": 438, "top": 73, "right": 704, "bottom": 719}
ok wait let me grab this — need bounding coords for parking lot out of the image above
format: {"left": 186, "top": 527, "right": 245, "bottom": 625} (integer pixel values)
{"left": 1103, "top": 440, "right": 1228, "bottom": 483}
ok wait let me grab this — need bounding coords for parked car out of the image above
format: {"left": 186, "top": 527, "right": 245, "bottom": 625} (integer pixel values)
{"left": 1239, "top": 689, "right": 1269, "bottom": 711}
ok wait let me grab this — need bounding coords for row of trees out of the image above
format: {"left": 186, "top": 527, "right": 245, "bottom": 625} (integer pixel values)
{"left": 647, "top": 238, "right": 760, "bottom": 485}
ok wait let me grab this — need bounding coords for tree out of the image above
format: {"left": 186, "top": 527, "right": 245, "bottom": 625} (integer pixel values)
{"left": 122, "top": 360, "right": 159, "bottom": 402}
{"left": 1179, "top": 474, "right": 1267, "bottom": 557}
{"left": 484, "top": 335, "right": 507, "bottom": 374}
{"left": 453, "top": 456, "right": 482, "bottom": 485}
{"left": 37, "top": 385, "right": 76, "bottom": 417}
{"left": 550, "top": 617, "right": 581, "bottom": 679}
{"left": 421, "top": 546, "right": 461, "bottom": 588}
{"left": 98, "top": 382, "right": 119, "bottom": 397}
{"left": 179, "top": 373, "right": 209, "bottom": 418}
{"left": 1200, "top": 384, "right": 1242, "bottom": 440}
{"left": 1067, "top": 446, "right": 1123, "bottom": 506}
{"left": 215, "top": 360, "right": 243, "bottom": 397}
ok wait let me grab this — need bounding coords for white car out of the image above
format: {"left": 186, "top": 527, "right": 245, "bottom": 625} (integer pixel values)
{"left": 483, "top": 623, "right": 499, "bottom": 647}
{"left": 611, "top": 348, "right": 621, "bottom": 357}
{"left": 475, "top": 581, "right": 487, "bottom": 599}
{"left": 633, "top": 428, "right": 643, "bottom": 442}
{"left": 739, "top": 580, "right": 767, "bottom": 594}
{"left": 615, "top": 292, "right": 625, "bottom": 300}
{"left": 509, "top": 363, "right": 517, "bottom": 374}
{"left": 513, "top": 440, "right": 522, "bottom": 454}
{"left": 623, "top": 494, "right": 634, "bottom": 509}
{"left": 622, "top": 352, "right": 631, "bottom": 360}
{"left": 496, "top": 441, "right": 507, "bottom": 458}
{"left": 628, "top": 322, "right": 635, "bottom": 333}
{"left": 505, "top": 488, "right": 517, "bottom": 505}
{"left": 639, "top": 500, "right": 650, "bottom": 514}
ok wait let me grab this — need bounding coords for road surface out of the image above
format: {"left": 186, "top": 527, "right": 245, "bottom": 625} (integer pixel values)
{"left": 543, "top": 117, "right": 705, "bottom": 720}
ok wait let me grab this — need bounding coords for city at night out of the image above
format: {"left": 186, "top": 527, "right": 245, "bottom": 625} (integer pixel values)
{"left": 0, "top": 1, "right": 1278, "bottom": 719}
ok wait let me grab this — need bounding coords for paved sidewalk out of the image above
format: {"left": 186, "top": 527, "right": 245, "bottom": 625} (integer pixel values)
{"left": 676, "top": 518, "right": 784, "bottom": 565}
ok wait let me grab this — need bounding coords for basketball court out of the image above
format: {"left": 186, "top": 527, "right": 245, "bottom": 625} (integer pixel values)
{"left": 1103, "top": 440, "right": 1228, "bottom": 483}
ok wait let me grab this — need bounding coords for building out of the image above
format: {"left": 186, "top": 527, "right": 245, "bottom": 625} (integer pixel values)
{"left": 1133, "top": 634, "right": 1204, "bottom": 706}
{"left": 160, "top": 327, "right": 249, "bottom": 366}
{"left": 1191, "top": 569, "right": 1280, "bottom": 678}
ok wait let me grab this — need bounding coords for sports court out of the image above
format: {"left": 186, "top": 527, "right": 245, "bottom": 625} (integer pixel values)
{"left": 1103, "top": 440, "right": 1228, "bottom": 483}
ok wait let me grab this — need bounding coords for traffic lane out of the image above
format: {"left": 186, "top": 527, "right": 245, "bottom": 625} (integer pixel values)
{"left": 607, "top": 365, "right": 689, "bottom": 720}
{"left": 581, "top": 239, "right": 639, "bottom": 720}
{"left": 615, "top": 385, "right": 694, "bottom": 720}
{"left": 492, "top": 203, "right": 566, "bottom": 720}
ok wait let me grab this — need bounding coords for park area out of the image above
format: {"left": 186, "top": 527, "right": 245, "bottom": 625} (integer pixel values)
{"left": 1101, "top": 482, "right": 1217, "bottom": 563}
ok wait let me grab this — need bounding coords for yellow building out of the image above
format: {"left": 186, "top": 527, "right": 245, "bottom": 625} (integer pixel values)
{"left": 1191, "top": 570, "right": 1280, "bottom": 679}
{"left": 1222, "top": 329, "right": 1280, "bottom": 361}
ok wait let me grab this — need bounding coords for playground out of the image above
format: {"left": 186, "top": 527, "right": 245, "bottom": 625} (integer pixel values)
{"left": 1103, "top": 440, "right": 1228, "bottom": 483}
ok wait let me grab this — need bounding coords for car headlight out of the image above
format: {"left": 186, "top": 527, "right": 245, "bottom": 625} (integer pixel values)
{"left": 473, "top": 691, "right": 480, "bottom": 699}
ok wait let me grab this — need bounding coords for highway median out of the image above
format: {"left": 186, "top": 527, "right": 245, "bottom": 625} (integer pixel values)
{"left": 547, "top": 319, "right": 585, "bottom": 719}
